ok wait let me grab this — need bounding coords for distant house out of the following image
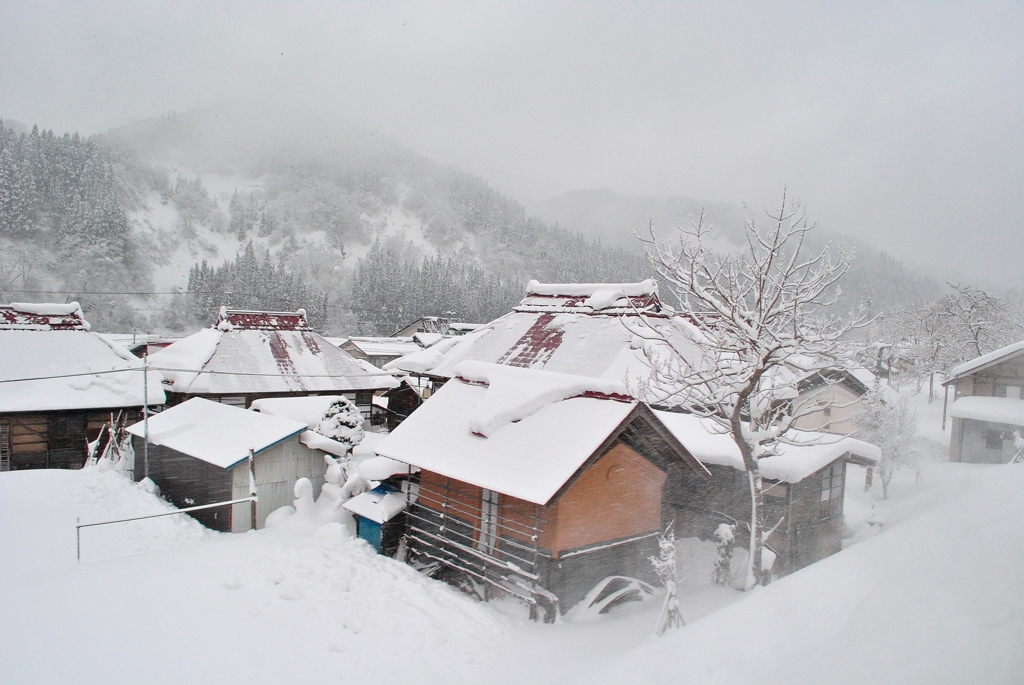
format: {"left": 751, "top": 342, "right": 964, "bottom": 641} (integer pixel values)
{"left": 390, "top": 316, "right": 485, "bottom": 339}
{"left": 655, "top": 411, "right": 879, "bottom": 576}
{"left": 944, "top": 340, "right": 1024, "bottom": 463}
{"left": 385, "top": 280, "right": 671, "bottom": 394}
{"left": 150, "top": 308, "right": 397, "bottom": 418}
{"left": 789, "top": 368, "right": 877, "bottom": 435}
{"left": 341, "top": 337, "right": 424, "bottom": 369}
{"left": 0, "top": 303, "right": 164, "bottom": 471}
{"left": 375, "top": 362, "right": 710, "bottom": 621}
{"left": 127, "top": 398, "right": 322, "bottom": 531}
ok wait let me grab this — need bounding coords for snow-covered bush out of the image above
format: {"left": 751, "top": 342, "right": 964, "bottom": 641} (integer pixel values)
{"left": 712, "top": 522, "right": 736, "bottom": 586}
{"left": 315, "top": 397, "right": 365, "bottom": 454}
{"left": 649, "top": 525, "right": 685, "bottom": 634}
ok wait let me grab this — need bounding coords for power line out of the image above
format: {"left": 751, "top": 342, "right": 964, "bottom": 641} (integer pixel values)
{"left": 0, "top": 365, "right": 398, "bottom": 384}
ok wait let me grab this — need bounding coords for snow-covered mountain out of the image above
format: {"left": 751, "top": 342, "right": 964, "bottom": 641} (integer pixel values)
{"left": 2, "top": 107, "right": 939, "bottom": 335}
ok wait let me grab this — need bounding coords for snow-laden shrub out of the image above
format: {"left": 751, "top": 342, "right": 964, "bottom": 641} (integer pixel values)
{"left": 315, "top": 397, "right": 365, "bottom": 453}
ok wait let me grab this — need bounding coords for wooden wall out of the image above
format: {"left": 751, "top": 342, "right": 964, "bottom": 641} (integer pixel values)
{"left": 2, "top": 408, "right": 142, "bottom": 470}
{"left": 544, "top": 441, "right": 666, "bottom": 557}
{"left": 133, "top": 436, "right": 234, "bottom": 531}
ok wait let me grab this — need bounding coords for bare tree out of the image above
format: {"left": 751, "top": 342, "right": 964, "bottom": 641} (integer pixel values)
{"left": 630, "top": 192, "right": 863, "bottom": 589}
{"left": 853, "top": 382, "right": 918, "bottom": 500}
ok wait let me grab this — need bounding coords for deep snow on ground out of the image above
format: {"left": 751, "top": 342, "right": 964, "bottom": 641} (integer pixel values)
{"left": 2, "top": 383, "right": 1022, "bottom": 684}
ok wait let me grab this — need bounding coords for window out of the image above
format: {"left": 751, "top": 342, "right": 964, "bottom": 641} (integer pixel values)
{"left": 985, "top": 430, "right": 1003, "bottom": 450}
{"left": 819, "top": 463, "right": 845, "bottom": 520}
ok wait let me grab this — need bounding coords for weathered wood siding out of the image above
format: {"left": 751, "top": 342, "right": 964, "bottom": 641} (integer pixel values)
{"left": 791, "top": 384, "right": 864, "bottom": 435}
{"left": 132, "top": 436, "right": 234, "bottom": 531}
{"left": 545, "top": 441, "right": 665, "bottom": 556}
{"left": 2, "top": 408, "right": 143, "bottom": 470}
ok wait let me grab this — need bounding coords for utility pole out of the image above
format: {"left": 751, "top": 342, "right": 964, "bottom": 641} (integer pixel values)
{"left": 143, "top": 352, "right": 150, "bottom": 480}
{"left": 249, "top": 448, "right": 257, "bottom": 531}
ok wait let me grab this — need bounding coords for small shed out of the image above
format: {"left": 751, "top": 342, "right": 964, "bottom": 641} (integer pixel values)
{"left": 374, "top": 362, "right": 710, "bottom": 620}
{"left": 943, "top": 340, "right": 1024, "bottom": 463}
{"left": 343, "top": 485, "right": 409, "bottom": 555}
{"left": 654, "top": 410, "right": 880, "bottom": 576}
{"left": 126, "top": 398, "right": 322, "bottom": 532}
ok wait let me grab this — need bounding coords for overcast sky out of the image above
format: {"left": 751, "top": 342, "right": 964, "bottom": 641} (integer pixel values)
{"left": 2, "top": 1, "right": 1022, "bottom": 287}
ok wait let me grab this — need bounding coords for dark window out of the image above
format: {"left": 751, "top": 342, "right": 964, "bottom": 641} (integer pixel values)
{"left": 355, "top": 391, "right": 373, "bottom": 406}
{"left": 819, "top": 463, "right": 845, "bottom": 520}
{"left": 985, "top": 430, "right": 1003, "bottom": 450}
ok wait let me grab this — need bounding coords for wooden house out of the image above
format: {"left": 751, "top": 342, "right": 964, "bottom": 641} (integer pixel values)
{"left": 126, "top": 398, "right": 323, "bottom": 531}
{"left": 150, "top": 308, "right": 397, "bottom": 417}
{"left": 0, "top": 303, "right": 164, "bottom": 471}
{"left": 944, "top": 340, "right": 1024, "bottom": 463}
{"left": 789, "top": 368, "right": 876, "bottom": 434}
{"left": 374, "top": 362, "right": 710, "bottom": 621}
{"left": 654, "top": 410, "right": 879, "bottom": 576}
{"left": 341, "top": 336, "right": 424, "bottom": 369}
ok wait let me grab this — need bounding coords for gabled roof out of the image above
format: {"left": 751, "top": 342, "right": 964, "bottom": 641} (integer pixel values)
{"left": 945, "top": 340, "right": 1024, "bottom": 384}
{"left": 652, "top": 410, "right": 880, "bottom": 483}
{"left": 0, "top": 303, "right": 165, "bottom": 413}
{"left": 126, "top": 397, "right": 306, "bottom": 469}
{"left": 374, "top": 362, "right": 707, "bottom": 505}
{"left": 385, "top": 281, "right": 691, "bottom": 388}
{"left": 150, "top": 309, "right": 398, "bottom": 395}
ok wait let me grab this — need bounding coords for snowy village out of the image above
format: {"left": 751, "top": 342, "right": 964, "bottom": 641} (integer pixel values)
{"left": 1, "top": 4, "right": 1023, "bottom": 684}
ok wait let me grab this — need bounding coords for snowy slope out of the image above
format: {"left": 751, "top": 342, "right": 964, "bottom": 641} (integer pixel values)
{"left": 1, "top": 380, "right": 1021, "bottom": 684}
{"left": 586, "top": 462, "right": 1024, "bottom": 685}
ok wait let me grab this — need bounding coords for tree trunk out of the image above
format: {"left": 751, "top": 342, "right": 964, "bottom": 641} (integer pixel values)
{"left": 745, "top": 467, "right": 766, "bottom": 589}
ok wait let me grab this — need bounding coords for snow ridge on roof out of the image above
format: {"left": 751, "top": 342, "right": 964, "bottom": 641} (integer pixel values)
{"left": 1, "top": 302, "right": 89, "bottom": 330}
{"left": 453, "top": 360, "right": 631, "bottom": 437}
{"left": 948, "top": 339, "right": 1024, "bottom": 381}
{"left": 526, "top": 280, "right": 658, "bottom": 298}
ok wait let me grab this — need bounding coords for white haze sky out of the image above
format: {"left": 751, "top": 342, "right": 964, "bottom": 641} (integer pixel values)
{"left": 2, "top": 1, "right": 1022, "bottom": 287}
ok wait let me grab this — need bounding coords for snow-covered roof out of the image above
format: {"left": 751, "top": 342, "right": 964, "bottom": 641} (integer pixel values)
{"left": 412, "top": 332, "right": 444, "bottom": 347}
{"left": 344, "top": 337, "right": 424, "bottom": 358}
{"left": 0, "top": 329, "right": 165, "bottom": 413}
{"left": 950, "top": 396, "right": 1024, "bottom": 427}
{"left": 342, "top": 487, "right": 408, "bottom": 524}
{"left": 947, "top": 340, "right": 1024, "bottom": 382}
{"left": 652, "top": 410, "right": 880, "bottom": 483}
{"left": 1, "top": 302, "right": 89, "bottom": 331}
{"left": 126, "top": 397, "right": 307, "bottom": 469}
{"left": 150, "top": 311, "right": 397, "bottom": 395}
{"left": 251, "top": 395, "right": 349, "bottom": 428}
{"left": 384, "top": 286, "right": 691, "bottom": 390}
{"left": 374, "top": 372, "right": 639, "bottom": 505}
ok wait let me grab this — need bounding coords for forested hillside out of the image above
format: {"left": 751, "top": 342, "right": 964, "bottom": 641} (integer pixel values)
{"left": 0, "top": 110, "right": 939, "bottom": 335}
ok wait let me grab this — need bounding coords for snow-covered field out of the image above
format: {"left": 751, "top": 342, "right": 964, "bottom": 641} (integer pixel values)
{"left": 2, "top": 388, "right": 1022, "bottom": 684}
